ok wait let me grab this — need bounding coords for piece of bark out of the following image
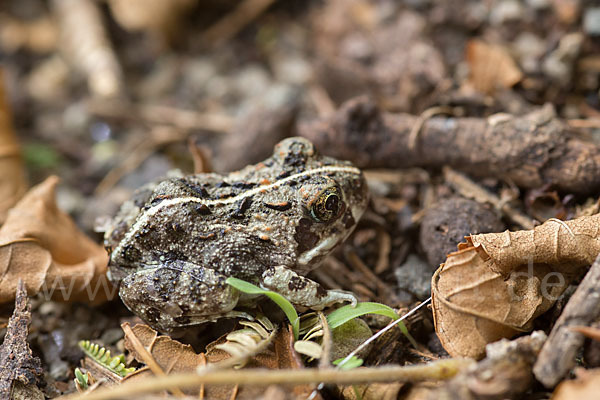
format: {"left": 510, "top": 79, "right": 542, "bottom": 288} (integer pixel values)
{"left": 0, "top": 280, "right": 43, "bottom": 398}
{"left": 420, "top": 197, "right": 505, "bottom": 268}
{"left": 429, "top": 331, "right": 546, "bottom": 400}
{"left": 298, "top": 97, "right": 600, "bottom": 194}
{"left": 533, "top": 252, "right": 600, "bottom": 388}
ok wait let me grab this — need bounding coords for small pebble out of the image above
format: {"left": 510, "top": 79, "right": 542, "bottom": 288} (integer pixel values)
{"left": 583, "top": 8, "right": 600, "bottom": 35}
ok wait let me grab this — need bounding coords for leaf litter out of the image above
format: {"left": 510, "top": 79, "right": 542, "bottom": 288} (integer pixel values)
{"left": 3, "top": 0, "right": 600, "bottom": 398}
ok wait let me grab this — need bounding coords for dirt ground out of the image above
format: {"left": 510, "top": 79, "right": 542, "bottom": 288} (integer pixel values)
{"left": 1, "top": 0, "right": 600, "bottom": 399}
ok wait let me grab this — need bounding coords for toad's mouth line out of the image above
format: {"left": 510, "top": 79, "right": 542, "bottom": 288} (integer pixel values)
{"left": 298, "top": 235, "right": 341, "bottom": 266}
{"left": 113, "top": 165, "right": 362, "bottom": 258}
{"left": 297, "top": 202, "right": 366, "bottom": 266}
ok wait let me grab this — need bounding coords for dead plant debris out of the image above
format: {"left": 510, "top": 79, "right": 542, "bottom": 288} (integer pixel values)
{"left": 2, "top": 0, "right": 600, "bottom": 398}
{"left": 0, "top": 280, "right": 43, "bottom": 398}
{"left": 433, "top": 214, "right": 600, "bottom": 359}
{"left": 0, "top": 176, "right": 112, "bottom": 304}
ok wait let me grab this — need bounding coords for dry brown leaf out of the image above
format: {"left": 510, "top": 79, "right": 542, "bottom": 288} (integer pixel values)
{"left": 0, "top": 69, "right": 27, "bottom": 224}
{"left": 432, "top": 214, "right": 600, "bottom": 359}
{"left": 123, "top": 323, "right": 316, "bottom": 399}
{"left": 0, "top": 176, "right": 112, "bottom": 304}
{"left": 340, "top": 382, "right": 404, "bottom": 400}
{"left": 466, "top": 39, "right": 523, "bottom": 94}
{"left": 122, "top": 323, "right": 205, "bottom": 375}
{"left": 553, "top": 368, "right": 600, "bottom": 400}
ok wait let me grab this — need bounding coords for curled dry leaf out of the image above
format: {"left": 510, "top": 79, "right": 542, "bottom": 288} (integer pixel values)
{"left": 0, "top": 176, "right": 112, "bottom": 304}
{"left": 432, "top": 214, "right": 600, "bottom": 359}
{"left": 123, "top": 323, "right": 314, "bottom": 399}
{"left": 0, "top": 69, "right": 27, "bottom": 224}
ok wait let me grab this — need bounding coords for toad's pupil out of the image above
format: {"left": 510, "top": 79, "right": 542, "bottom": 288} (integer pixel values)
{"left": 325, "top": 195, "right": 339, "bottom": 212}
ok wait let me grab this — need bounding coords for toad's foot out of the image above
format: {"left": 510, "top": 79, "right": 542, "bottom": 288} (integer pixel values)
{"left": 261, "top": 266, "right": 357, "bottom": 310}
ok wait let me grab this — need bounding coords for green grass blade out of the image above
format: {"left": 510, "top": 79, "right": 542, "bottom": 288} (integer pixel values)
{"left": 333, "top": 355, "right": 363, "bottom": 370}
{"left": 225, "top": 277, "right": 300, "bottom": 339}
{"left": 326, "top": 302, "right": 398, "bottom": 329}
{"left": 326, "top": 302, "right": 418, "bottom": 348}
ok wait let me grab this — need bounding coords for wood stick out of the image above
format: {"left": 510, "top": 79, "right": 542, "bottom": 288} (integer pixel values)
{"left": 533, "top": 252, "right": 600, "bottom": 387}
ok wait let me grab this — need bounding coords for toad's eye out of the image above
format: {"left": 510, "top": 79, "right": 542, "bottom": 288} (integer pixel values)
{"left": 310, "top": 187, "right": 345, "bottom": 222}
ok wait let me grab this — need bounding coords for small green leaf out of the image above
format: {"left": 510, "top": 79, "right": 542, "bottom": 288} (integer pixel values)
{"left": 74, "top": 368, "right": 88, "bottom": 389}
{"left": 23, "top": 143, "right": 61, "bottom": 169}
{"left": 78, "top": 340, "right": 135, "bottom": 377}
{"left": 333, "top": 355, "right": 363, "bottom": 370}
{"left": 326, "top": 302, "right": 418, "bottom": 348}
{"left": 326, "top": 302, "right": 398, "bottom": 329}
{"left": 225, "top": 277, "right": 300, "bottom": 339}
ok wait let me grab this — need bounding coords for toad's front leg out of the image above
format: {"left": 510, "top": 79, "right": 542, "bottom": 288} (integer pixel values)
{"left": 260, "top": 266, "right": 357, "bottom": 310}
{"left": 118, "top": 260, "right": 240, "bottom": 333}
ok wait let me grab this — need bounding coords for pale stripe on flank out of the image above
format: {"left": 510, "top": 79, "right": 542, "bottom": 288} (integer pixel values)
{"left": 113, "top": 165, "right": 361, "bottom": 258}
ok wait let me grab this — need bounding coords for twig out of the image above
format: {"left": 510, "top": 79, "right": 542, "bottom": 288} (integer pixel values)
{"left": 308, "top": 84, "right": 336, "bottom": 118}
{"left": 62, "top": 357, "right": 471, "bottom": 400}
{"left": 300, "top": 98, "right": 600, "bottom": 195}
{"left": 198, "top": 353, "right": 206, "bottom": 400}
{"left": 408, "top": 106, "right": 454, "bottom": 150}
{"left": 337, "top": 297, "right": 431, "bottom": 370}
{"left": 201, "top": 0, "right": 277, "bottom": 46}
{"left": 345, "top": 249, "right": 393, "bottom": 298}
{"left": 317, "top": 312, "right": 331, "bottom": 370}
{"left": 87, "top": 100, "right": 233, "bottom": 133}
{"left": 228, "top": 384, "right": 238, "bottom": 400}
{"left": 307, "top": 298, "right": 433, "bottom": 399}
{"left": 94, "top": 126, "right": 185, "bottom": 195}
{"left": 570, "top": 325, "right": 600, "bottom": 341}
{"left": 374, "top": 228, "right": 391, "bottom": 274}
{"left": 533, "top": 252, "right": 600, "bottom": 387}
{"left": 188, "top": 137, "right": 212, "bottom": 174}
{"left": 443, "top": 167, "right": 534, "bottom": 229}
{"left": 567, "top": 118, "right": 600, "bottom": 129}
{"left": 52, "top": 0, "right": 123, "bottom": 97}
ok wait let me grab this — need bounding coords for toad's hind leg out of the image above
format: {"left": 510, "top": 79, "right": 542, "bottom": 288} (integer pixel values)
{"left": 118, "top": 261, "right": 240, "bottom": 333}
{"left": 261, "top": 266, "right": 357, "bottom": 310}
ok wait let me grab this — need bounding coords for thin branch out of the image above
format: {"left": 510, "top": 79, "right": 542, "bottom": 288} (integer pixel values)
{"left": 201, "top": 0, "right": 277, "bottom": 46}
{"left": 443, "top": 167, "right": 534, "bottom": 229}
{"left": 62, "top": 358, "right": 472, "bottom": 400}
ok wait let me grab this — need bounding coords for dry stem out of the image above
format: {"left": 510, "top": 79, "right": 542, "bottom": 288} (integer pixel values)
{"left": 63, "top": 358, "right": 472, "bottom": 400}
